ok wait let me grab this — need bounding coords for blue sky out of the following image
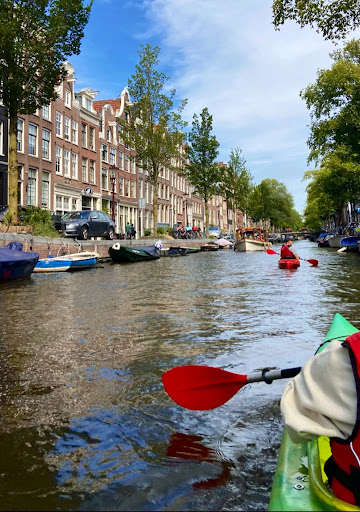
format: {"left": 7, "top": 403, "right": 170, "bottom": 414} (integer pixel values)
{"left": 69, "top": 0, "right": 357, "bottom": 214}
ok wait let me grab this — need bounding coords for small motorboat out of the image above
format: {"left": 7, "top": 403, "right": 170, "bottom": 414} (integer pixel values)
{"left": 278, "top": 258, "right": 300, "bottom": 269}
{"left": 34, "top": 251, "right": 98, "bottom": 272}
{"left": 160, "top": 247, "right": 188, "bottom": 257}
{"left": 339, "top": 236, "right": 359, "bottom": 252}
{"left": 0, "top": 242, "right": 39, "bottom": 282}
{"left": 200, "top": 243, "right": 219, "bottom": 252}
{"left": 109, "top": 241, "right": 162, "bottom": 263}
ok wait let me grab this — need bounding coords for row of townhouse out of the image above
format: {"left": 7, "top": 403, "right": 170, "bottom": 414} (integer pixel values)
{"left": 0, "top": 61, "right": 243, "bottom": 237}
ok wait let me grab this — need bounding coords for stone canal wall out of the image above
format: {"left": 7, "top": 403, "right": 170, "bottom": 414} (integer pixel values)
{"left": 0, "top": 233, "right": 209, "bottom": 260}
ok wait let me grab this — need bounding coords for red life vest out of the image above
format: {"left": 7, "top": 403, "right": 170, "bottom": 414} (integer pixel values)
{"left": 324, "top": 331, "right": 360, "bottom": 505}
{"left": 280, "top": 244, "right": 295, "bottom": 259}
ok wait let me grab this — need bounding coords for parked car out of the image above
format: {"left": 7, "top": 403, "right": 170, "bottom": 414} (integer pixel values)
{"left": 60, "top": 210, "right": 115, "bottom": 240}
{"left": 208, "top": 226, "right": 222, "bottom": 238}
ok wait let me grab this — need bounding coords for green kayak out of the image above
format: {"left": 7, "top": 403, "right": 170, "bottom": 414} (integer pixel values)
{"left": 268, "top": 313, "right": 360, "bottom": 511}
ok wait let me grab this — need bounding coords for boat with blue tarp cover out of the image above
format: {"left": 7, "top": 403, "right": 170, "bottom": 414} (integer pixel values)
{"left": 0, "top": 242, "right": 39, "bottom": 282}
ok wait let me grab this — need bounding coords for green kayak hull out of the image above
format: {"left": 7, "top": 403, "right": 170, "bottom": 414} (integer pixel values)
{"left": 268, "top": 313, "right": 359, "bottom": 511}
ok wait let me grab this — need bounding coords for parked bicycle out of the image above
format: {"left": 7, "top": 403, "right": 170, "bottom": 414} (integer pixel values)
{"left": 0, "top": 206, "right": 9, "bottom": 234}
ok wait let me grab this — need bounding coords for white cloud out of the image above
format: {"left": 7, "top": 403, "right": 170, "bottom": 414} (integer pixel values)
{"left": 139, "top": 0, "right": 344, "bottom": 212}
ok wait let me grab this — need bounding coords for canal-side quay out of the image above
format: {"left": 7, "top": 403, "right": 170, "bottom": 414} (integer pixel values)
{"left": 0, "top": 232, "right": 210, "bottom": 260}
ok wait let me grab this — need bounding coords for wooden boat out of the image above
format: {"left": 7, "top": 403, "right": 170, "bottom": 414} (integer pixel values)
{"left": 268, "top": 313, "right": 359, "bottom": 511}
{"left": 234, "top": 227, "right": 272, "bottom": 252}
{"left": 339, "top": 236, "right": 359, "bottom": 252}
{"left": 183, "top": 247, "right": 201, "bottom": 254}
{"left": 278, "top": 258, "right": 300, "bottom": 269}
{"left": 108, "top": 242, "right": 161, "bottom": 262}
{"left": 0, "top": 242, "right": 39, "bottom": 282}
{"left": 55, "top": 251, "right": 98, "bottom": 269}
{"left": 327, "top": 235, "right": 343, "bottom": 249}
{"left": 200, "top": 243, "right": 219, "bottom": 252}
{"left": 214, "top": 238, "right": 234, "bottom": 249}
{"left": 160, "top": 247, "right": 188, "bottom": 257}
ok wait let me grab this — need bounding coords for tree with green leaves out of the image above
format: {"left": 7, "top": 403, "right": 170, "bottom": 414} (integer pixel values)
{"left": 0, "top": 0, "right": 93, "bottom": 221}
{"left": 118, "top": 43, "right": 187, "bottom": 235}
{"left": 301, "top": 39, "right": 360, "bottom": 166}
{"left": 219, "top": 148, "right": 253, "bottom": 230}
{"left": 303, "top": 148, "right": 360, "bottom": 226}
{"left": 184, "top": 107, "right": 221, "bottom": 236}
{"left": 248, "top": 178, "right": 299, "bottom": 230}
{"left": 272, "top": 0, "right": 360, "bottom": 41}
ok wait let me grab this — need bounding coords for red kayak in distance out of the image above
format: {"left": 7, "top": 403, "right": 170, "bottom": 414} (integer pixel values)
{"left": 278, "top": 258, "right": 300, "bottom": 269}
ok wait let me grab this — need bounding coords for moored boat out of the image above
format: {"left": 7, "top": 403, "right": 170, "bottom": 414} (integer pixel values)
{"left": 339, "top": 236, "right": 359, "bottom": 252}
{"left": 109, "top": 242, "right": 161, "bottom": 262}
{"left": 200, "top": 243, "right": 219, "bottom": 251}
{"left": 268, "top": 313, "right": 359, "bottom": 511}
{"left": 34, "top": 251, "right": 99, "bottom": 272}
{"left": 278, "top": 258, "right": 300, "bottom": 269}
{"left": 0, "top": 242, "right": 39, "bottom": 282}
{"left": 234, "top": 227, "right": 272, "bottom": 252}
{"left": 327, "top": 235, "right": 343, "bottom": 249}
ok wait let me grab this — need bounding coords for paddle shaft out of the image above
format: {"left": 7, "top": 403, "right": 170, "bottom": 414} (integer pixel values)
{"left": 247, "top": 366, "right": 301, "bottom": 384}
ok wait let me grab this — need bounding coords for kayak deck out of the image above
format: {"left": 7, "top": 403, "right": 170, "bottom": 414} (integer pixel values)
{"left": 278, "top": 259, "right": 300, "bottom": 269}
{"left": 268, "top": 313, "right": 360, "bottom": 511}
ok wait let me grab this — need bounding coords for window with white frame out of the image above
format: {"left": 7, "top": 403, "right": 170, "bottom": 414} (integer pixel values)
{"left": 55, "top": 146, "right": 62, "bottom": 174}
{"left": 125, "top": 154, "right": 129, "bottom": 171}
{"left": 42, "top": 128, "right": 50, "bottom": 159}
{"left": 130, "top": 180, "right": 136, "bottom": 198}
{"left": 125, "top": 179, "right": 130, "bottom": 197}
{"left": 89, "top": 160, "right": 95, "bottom": 184}
{"left": 119, "top": 150, "right": 123, "bottom": 169}
{"left": 64, "top": 149, "right": 70, "bottom": 177}
{"left": 41, "top": 171, "right": 50, "bottom": 208}
{"left": 63, "top": 196, "right": 69, "bottom": 211}
{"left": 101, "top": 168, "right": 108, "bottom": 190}
{"left": 89, "top": 126, "right": 95, "bottom": 150}
{"left": 56, "top": 111, "right": 62, "bottom": 137}
{"left": 72, "top": 120, "right": 78, "bottom": 144}
{"left": 110, "top": 147, "right": 116, "bottom": 166}
{"left": 64, "top": 89, "right": 71, "bottom": 108}
{"left": 82, "top": 157, "right": 88, "bottom": 182}
{"left": 72, "top": 198, "right": 77, "bottom": 210}
{"left": 28, "top": 124, "right": 37, "bottom": 156}
{"left": 118, "top": 126, "right": 123, "bottom": 143}
{"left": 139, "top": 179, "right": 143, "bottom": 199}
{"left": 119, "top": 177, "right": 124, "bottom": 195}
{"left": 42, "top": 104, "right": 50, "bottom": 120}
{"left": 107, "top": 128, "right": 111, "bottom": 142}
{"left": 101, "top": 143, "right": 108, "bottom": 162}
{"left": 28, "top": 168, "right": 37, "bottom": 206}
{"left": 72, "top": 153, "right": 78, "bottom": 179}
{"left": 81, "top": 122, "right": 87, "bottom": 147}
{"left": 84, "top": 97, "right": 92, "bottom": 111}
{"left": 17, "top": 119, "right": 24, "bottom": 152}
{"left": 64, "top": 116, "right": 70, "bottom": 140}
{"left": 131, "top": 158, "right": 135, "bottom": 173}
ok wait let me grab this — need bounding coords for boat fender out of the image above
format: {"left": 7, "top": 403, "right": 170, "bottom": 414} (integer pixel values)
{"left": 112, "top": 242, "right": 121, "bottom": 250}
{"left": 262, "top": 367, "right": 274, "bottom": 384}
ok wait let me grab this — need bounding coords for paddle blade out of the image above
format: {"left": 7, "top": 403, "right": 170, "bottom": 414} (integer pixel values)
{"left": 162, "top": 365, "right": 247, "bottom": 410}
{"left": 266, "top": 248, "right": 278, "bottom": 255}
{"left": 307, "top": 258, "right": 318, "bottom": 267}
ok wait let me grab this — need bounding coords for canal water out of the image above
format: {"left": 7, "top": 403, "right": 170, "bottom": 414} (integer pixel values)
{"left": 0, "top": 240, "right": 360, "bottom": 511}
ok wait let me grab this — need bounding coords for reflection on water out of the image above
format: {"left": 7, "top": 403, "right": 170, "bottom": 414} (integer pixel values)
{"left": 1, "top": 241, "right": 360, "bottom": 510}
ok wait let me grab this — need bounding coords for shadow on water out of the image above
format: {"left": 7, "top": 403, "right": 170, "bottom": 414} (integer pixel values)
{"left": 1, "top": 241, "right": 360, "bottom": 510}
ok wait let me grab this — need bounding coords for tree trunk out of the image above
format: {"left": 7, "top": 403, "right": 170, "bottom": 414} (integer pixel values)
{"left": 205, "top": 200, "right": 209, "bottom": 236}
{"left": 152, "top": 181, "right": 158, "bottom": 236}
{"left": 8, "top": 109, "right": 18, "bottom": 221}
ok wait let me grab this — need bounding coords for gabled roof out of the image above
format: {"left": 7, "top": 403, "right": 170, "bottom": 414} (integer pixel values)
{"left": 93, "top": 98, "right": 121, "bottom": 114}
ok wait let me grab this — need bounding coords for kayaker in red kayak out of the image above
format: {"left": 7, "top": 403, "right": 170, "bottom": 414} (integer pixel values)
{"left": 281, "top": 331, "right": 360, "bottom": 505}
{"left": 280, "top": 236, "right": 300, "bottom": 262}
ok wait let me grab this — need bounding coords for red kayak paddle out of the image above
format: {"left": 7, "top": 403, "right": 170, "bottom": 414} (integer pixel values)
{"left": 162, "top": 365, "right": 301, "bottom": 410}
